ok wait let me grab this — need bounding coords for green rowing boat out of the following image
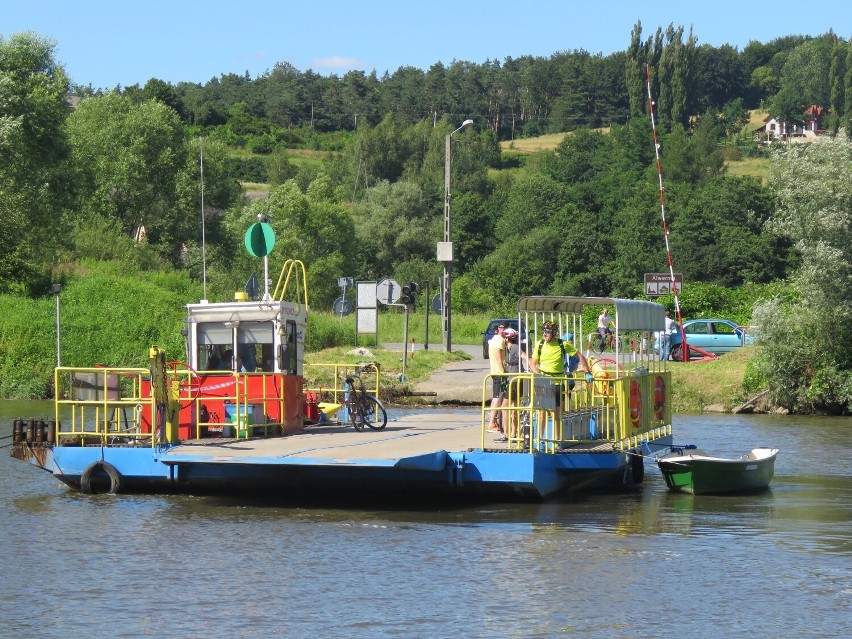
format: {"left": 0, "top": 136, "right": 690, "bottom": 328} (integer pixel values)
{"left": 656, "top": 447, "right": 779, "bottom": 495}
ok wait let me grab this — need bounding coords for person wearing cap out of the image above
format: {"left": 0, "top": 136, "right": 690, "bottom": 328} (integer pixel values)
{"left": 494, "top": 327, "right": 523, "bottom": 443}
{"left": 529, "top": 321, "right": 593, "bottom": 438}
{"left": 486, "top": 324, "right": 507, "bottom": 433}
{"left": 529, "top": 322, "right": 591, "bottom": 378}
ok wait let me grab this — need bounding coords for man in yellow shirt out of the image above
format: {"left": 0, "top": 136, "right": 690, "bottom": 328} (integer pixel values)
{"left": 529, "top": 321, "right": 591, "bottom": 378}
{"left": 529, "top": 321, "right": 593, "bottom": 441}
{"left": 486, "top": 324, "right": 507, "bottom": 432}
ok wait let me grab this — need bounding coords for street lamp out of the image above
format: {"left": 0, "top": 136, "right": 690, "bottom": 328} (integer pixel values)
{"left": 440, "top": 118, "right": 473, "bottom": 352}
{"left": 52, "top": 283, "right": 62, "bottom": 367}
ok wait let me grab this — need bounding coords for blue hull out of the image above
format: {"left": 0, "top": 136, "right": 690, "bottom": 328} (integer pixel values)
{"left": 24, "top": 436, "right": 670, "bottom": 501}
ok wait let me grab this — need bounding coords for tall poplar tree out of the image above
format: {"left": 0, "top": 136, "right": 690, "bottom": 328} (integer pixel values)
{"left": 845, "top": 36, "right": 852, "bottom": 138}
{"left": 828, "top": 42, "right": 845, "bottom": 135}
{"left": 625, "top": 21, "right": 647, "bottom": 118}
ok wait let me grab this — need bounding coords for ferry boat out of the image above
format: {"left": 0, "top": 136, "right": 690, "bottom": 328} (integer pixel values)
{"left": 10, "top": 255, "right": 673, "bottom": 501}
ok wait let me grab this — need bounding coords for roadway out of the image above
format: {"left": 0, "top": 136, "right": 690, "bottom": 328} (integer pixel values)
{"left": 382, "top": 342, "right": 487, "bottom": 404}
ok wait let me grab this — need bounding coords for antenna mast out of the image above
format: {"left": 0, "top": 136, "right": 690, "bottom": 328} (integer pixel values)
{"left": 199, "top": 138, "right": 208, "bottom": 302}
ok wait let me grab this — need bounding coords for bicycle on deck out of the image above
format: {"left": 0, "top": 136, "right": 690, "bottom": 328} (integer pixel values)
{"left": 344, "top": 363, "right": 387, "bottom": 431}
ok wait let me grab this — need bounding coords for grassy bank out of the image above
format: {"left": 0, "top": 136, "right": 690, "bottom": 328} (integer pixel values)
{"left": 666, "top": 347, "right": 755, "bottom": 413}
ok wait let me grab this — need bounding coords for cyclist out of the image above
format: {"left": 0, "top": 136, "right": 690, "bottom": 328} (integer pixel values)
{"left": 529, "top": 321, "right": 593, "bottom": 439}
{"left": 597, "top": 307, "right": 614, "bottom": 352}
{"left": 530, "top": 322, "right": 593, "bottom": 380}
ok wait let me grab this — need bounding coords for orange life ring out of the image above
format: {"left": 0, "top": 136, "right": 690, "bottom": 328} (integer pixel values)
{"left": 629, "top": 379, "right": 642, "bottom": 428}
{"left": 654, "top": 375, "right": 666, "bottom": 420}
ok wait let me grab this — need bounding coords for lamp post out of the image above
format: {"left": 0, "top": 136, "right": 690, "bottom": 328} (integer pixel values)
{"left": 52, "top": 283, "right": 62, "bottom": 367}
{"left": 440, "top": 118, "right": 473, "bottom": 352}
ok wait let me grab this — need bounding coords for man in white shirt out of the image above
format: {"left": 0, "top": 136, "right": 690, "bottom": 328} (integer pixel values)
{"left": 660, "top": 310, "right": 676, "bottom": 360}
{"left": 597, "top": 308, "right": 613, "bottom": 351}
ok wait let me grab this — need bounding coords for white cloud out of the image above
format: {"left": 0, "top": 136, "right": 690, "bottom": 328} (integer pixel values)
{"left": 313, "top": 55, "right": 362, "bottom": 70}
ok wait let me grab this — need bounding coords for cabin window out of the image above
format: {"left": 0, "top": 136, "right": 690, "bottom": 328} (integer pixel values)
{"left": 277, "top": 320, "right": 297, "bottom": 375}
{"left": 197, "top": 323, "right": 233, "bottom": 370}
{"left": 237, "top": 322, "right": 274, "bottom": 372}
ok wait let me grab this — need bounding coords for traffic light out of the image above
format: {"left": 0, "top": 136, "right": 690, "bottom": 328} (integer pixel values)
{"left": 401, "top": 282, "right": 419, "bottom": 306}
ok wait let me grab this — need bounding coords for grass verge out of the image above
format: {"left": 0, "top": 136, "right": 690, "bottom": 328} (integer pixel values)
{"left": 667, "top": 347, "right": 754, "bottom": 413}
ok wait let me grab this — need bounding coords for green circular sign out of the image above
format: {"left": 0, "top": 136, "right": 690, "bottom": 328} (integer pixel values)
{"left": 245, "top": 222, "right": 275, "bottom": 257}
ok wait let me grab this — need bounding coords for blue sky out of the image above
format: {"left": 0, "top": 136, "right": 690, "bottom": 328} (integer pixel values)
{"left": 3, "top": 1, "right": 850, "bottom": 89}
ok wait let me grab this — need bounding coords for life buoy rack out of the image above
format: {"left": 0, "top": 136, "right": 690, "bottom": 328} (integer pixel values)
{"left": 654, "top": 375, "right": 666, "bottom": 420}
{"left": 79, "top": 460, "right": 122, "bottom": 495}
{"left": 629, "top": 379, "right": 642, "bottom": 428}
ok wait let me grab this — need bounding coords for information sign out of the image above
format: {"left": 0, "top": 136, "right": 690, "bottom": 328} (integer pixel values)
{"left": 644, "top": 273, "right": 683, "bottom": 296}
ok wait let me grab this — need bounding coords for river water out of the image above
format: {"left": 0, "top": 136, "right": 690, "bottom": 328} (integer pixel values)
{"left": 0, "top": 400, "right": 849, "bottom": 639}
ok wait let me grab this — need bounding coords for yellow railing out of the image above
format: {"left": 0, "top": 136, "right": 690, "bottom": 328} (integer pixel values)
{"left": 303, "top": 362, "right": 381, "bottom": 405}
{"left": 54, "top": 367, "right": 155, "bottom": 446}
{"left": 176, "top": 370, "right": 287, "bottom": 440}
{"left": 480, "top": 370, "right": 672, "bottom": 453}
{"left": 272, "top": 258, "right": 309, "bottom": 308}
{"left": 53, "top": 366, "right": 295, "bottom": 445}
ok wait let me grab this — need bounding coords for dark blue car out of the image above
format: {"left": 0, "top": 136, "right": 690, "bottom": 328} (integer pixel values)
{"left": 482, "top": 318, "right": 528, "bottom": 359}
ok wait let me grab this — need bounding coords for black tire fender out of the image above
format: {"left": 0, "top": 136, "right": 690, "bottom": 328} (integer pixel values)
{"left": 79, "top": 460, "right": 122, "bottom": 495}
{"left": 631, "top": 452, "right": 645, "bottom": 484}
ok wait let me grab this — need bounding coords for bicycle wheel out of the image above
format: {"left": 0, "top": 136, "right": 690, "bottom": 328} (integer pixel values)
{"left": 586, "top": 333, "right": 602, "bottom": 356}
{"left": 360, "top": 394, "right": 387, "bottom": 430}
{"left": 348, "top": 389, "right": 364, "bottom": 431}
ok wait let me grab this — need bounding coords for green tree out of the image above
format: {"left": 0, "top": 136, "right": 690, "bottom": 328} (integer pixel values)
{"left": 468, "top": 227, "right": 563, "bottom": 307}
{"left": 496, "top": 173, "right": 570, "bottom": 242}
{"left": 752, "top": 137, "right": 852, "bottom": 413}
{"left": 0, "top": 32, "right": 71, "bottom": 295}
{"left": 720, "top": 98, "right": 750, "bottom": 140}
{"left": 450, "top": 191, "right": 496, "bottom": 274}
{"left": 845, "top": 37, "right": 852, "bottom": 138}
{"left": 670, "top": 175, "right": 788, "bottom": 286}
{"left": 142, "top": 77, "right": 186, "bottom": 120}
{"left": 625, "top": 21, "right": 648, "bottom": 118}
{"left": 690, "top": 44, "right": 746, "bottom": 115}
{"left": 219, "top": 176, "right": 356, "bottom": 309}
{"left": 608, "top": 182, "right": 668, "bottom": 296}
{"left": 771, "top": 38, "right": 834, "bottom": 122}
{"left": 828, "top": 42, "right": 845, "bottom": 135}
{"left": 351, "top": 180, "right": 435, "bottom": 280}
{"left": 65, "top": 93, "right": 195, "bottom": 263}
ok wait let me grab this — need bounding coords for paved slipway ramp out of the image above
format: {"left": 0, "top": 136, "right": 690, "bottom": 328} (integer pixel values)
{"left": 381, "top": 343, "right": 486, "bottom": 405}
